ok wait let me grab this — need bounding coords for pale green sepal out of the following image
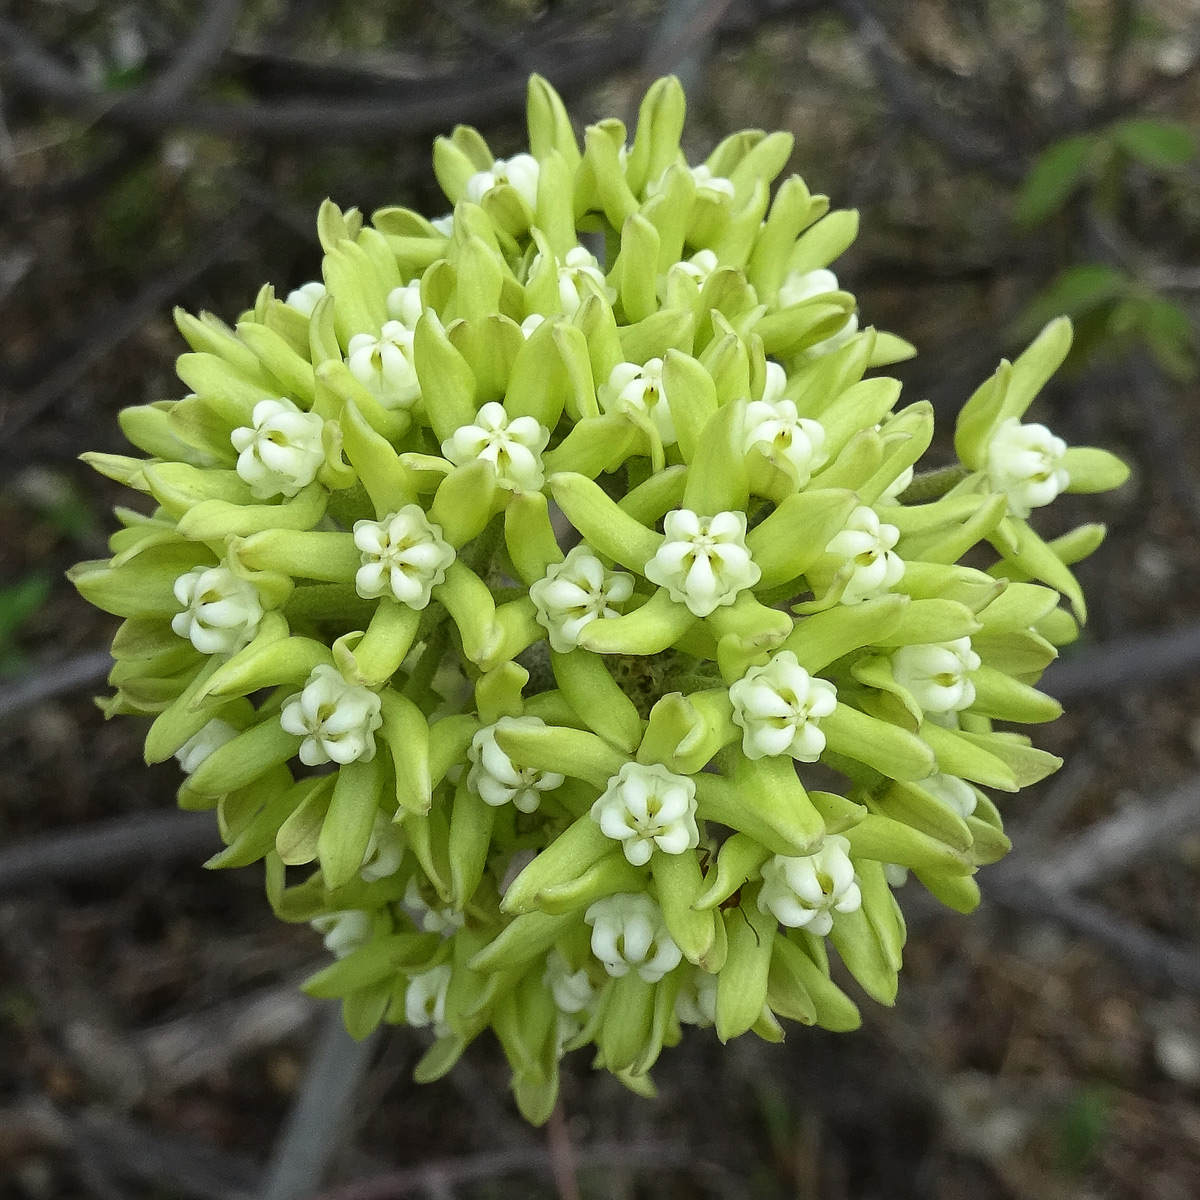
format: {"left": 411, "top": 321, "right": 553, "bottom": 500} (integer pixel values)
{"left": 542, "top": 414, "right": 638, "bottom": 480}
{"left": 339, "top": 400, "right": 418, "bottom": 517}
{"left": 987, "top": 517, "right": 1086, "bottom": 621}
{"left": 653, "top": 851, "right": 716, "bottom": 965}
{"left": 697, "top": 757, "right": 824, "bottom": 855}
{"left": 771, "top": 935, "right": 861, "bottom": 1031}
{"left": 504, "top": 491, "right": 562, "bottom": 586}
{"left": 205, "top": 772, "right": 318, "bottom": 870}
{"left": 187, "top": 718, "right": 303, "bottom": 798}
{"left": 272, "top": 780, "right": 331, "bottom": 865}
{"left": 354, "top": 598, "right": 418, "bottom": 690}
{"left": 236, "top": 321, "right": 315, "bottom": 404}
{"left": 404, "top": 808, "right": 453, "bottom": 902}
{"left": 662, "top": 350, "right": 718, "bottom": 464}
{"left": 756, "top": 300, "right": 854, "bottom": 359}
{"left": 315, "top": 198, "right": 362, "bottom": 252}
{"left": 175, "top": 307, "right": 266, "bottom": 377}
{"left": 969, "top": 665, "right": 1062, "bottom": 723}
{"left": 637, "top": 688, "right": 737, "bottom": 775}
{"left": 143, "top": 655, "right": 228, "bottom": 763}
{"left": 871, "top": 599, "right": 980, "bottom": 647}
{"left": 870, "top": 780, "right": 973, "bottom": 852}
{"left": 1062, "top": 446, "right": 1130, "bottom": 493}
{"left": 177, "top": 483, "right": 328, "bottom": 542}
{"left": 468, "top": 911, "right": 576, "bottom": 974}
{"left": 597, "top": 972, "right": 657, "bottom": 1073}
{"left": 914, "top": 869, "right": 981, "bottom": 914}
{"left": 682, "top": 399, "right": 749, "bottom": 512}
{"left": 119, "top": 404, "right": 219, "bottom": 469}
{"left": 68, "top": 554, "right": 195, "bottom": 620}
{"left": 584, "top": 120, "right": 639, "bottom": 228}
{"left": 953, "top": 729, "right": 1061, "bottom": 786}
{"left": 552, "top": 322, "right": 600, "bottom": 421}
{"left": 822, "top": 703, "right": 935, "bottom": 781}
{"left": 552, "top": 650, "right": 642, "bottom": 754}
{"left": 429, "top": 460, "right": 498, "bottom": 548}
{"left": 842, "top": 814, "right": 972, "bottom": 876}
{"left": 616, "top": 214, "right": 661, "bottom": 324}
{"left": 827, "top": 905, "right": 897, "bottom": 1006}
{"left": 780, "top": 594, "right": 908, "bottom": 674}
{"left": 534, "top": 853, "right": 646, "bottom": 915}
{"left": 849, "top": 656, "right": 922, "bottom": 726}
{"left": 857, "top": 858, "right": 906, "bottom": 971}
{"left": 483, "top": 598, "right": 541, "bottom": 671}
{"left": 504, "top": 315, "right": 569, "bottom": 428}
{"left": 527, "top": 75, "right": 581, "bottom": 172}
{"left": 176, "top": 352, "right": 273, "bottom": 423}
{"left": 492, "top": 721, "right": 626, "bottom": 790}
{"left": 448, "top": 771, "right": 495, "bottom": 908}
{"left": 894, "top": 561, "right": 1005, "bottom": 612}
{"left": 787, "top": 208, "right": 859, "bottom": 275}
{"left": 432, "top": 135, "right": 479, "bottom": 204}
{"left": 323, "top": 241, "right": 388, "bottom": 343}
{"left": 747, "top": 489, "right": 858, "bottom": 589}
{"left": 314, "top": 360, "right": 408, "bottom": 442}
{"left": 550, "top": 472, "right": 662, "bottom": 570}
{"left": 475, "top": 661, "right": 528, "bottom": 726}
{"left": 237, "top": 529, "right": 360, "bottom": 582}
{"left": 695, "top": 833, "right": 770, "bottom": 910}
{"left": 432, "top": 562, "right": 498, "bottom": 666}
{"left": 715, "top": 895, "right": 776, "bottom": 1042}
{"left": 975, "top": 581, "right": 1059, "bottom": 633}
{"left": 449, "top": 315, "right": 523, "bottom": 402}
{"left": 1000, "top": 316, "right": 1073, "bottom": 424}
{"left": 501, "top": 815, "right": 614, "bottom": 914}
{"left": 917, "top": 721, "right": 1018, "bottom": 792}
{"left": 619, "top": 464, "right": 688, "bottom": 525}
{"left": 815, "top": 377, "right": 902, "bottom": 461}
{"left": 901, "top": 492, "right": 1008, "bottom": 565}
{"left": 618, "top": 308, "right": 695, "bottom": 364}
{"left": 578, "top": 589, "right": 696, "bottom": 656}
{"left": 196, "top": 632, "right": 333, "bottom": 707}
{"left": 867, "top": 331, "right": 917, "bottom": 366}
{"left": 413, "top": 1036, "right": 469, "bottom": 1085}
{"left": 141, "top": 463, "right": 255, "bottom": 519}
{"left": 317, "top": 756, "right": 387, "bottom": 891}
{"left": 953, "top": 360, "right": 1012, "bottom": 469}
{"left": 414, "top": 312, "right": 478, "bottom": 442}
{"left": 625, "top": 75, "right": 686, "bottom": 196}
{"left": 747, "top": 174, "right": 818, "bottom": 301}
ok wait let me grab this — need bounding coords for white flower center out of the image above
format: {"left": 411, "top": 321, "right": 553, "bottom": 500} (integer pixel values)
{"left": 285, "top": 280, "right": 326, "bottom": 317}
{"left": 729, "top": 650, "right": 838, "bottom": 762}
{"left": 824, "top": 505, "right": 905, "bottom": 604}
{"left": 597, "top": 358, "right": 676, "bottom": 445}
{"left": 441, "top": 401, "right": 549, "bottom": 492}
{"left": 590, "top": 761, "right": 700, "bottom": 866}
{"left": 348, "top": 320, "right": 421, "bottom": 410}
{"left": 385, "top": 280, "right": 424, "bottom": 328}
{"left": 891, "top": 637, "right": 981, "bottom": 715}
{"left": 353, "top": 506, "right": 455, "bottom": 609}
{"left": 530, "top": 544, "right": 635, "bottom": 652}
{"left": 743, "top": 389, "right": 828, "bottom": 488}
{"left": 757, "top": 835, "right": 862, "bottom": 936}
{"left": 280, "top": 664, "right": 384, "bottom": 767}
{"left": 175, "top": 718, "right": 239, "bottom": 774}
{"left": 464, "top": 153, "right": 540, "bottom": 209}
{"left": 584, "top": 893, "right": 682, "bottom": 983}
{"left": 171, "top": 565, "right": 264, "bottom": 656}
{"left": 644, "top": 509, "right": 762, "bottom": 618}
{"left": 986, "top": 417, "right": 1070, "bottom": 518}
{"left": 468, "top": 716, "right": 565, "bottom": 814}
{"left": 230, "top": 397, "right": 326, "bottom": 500}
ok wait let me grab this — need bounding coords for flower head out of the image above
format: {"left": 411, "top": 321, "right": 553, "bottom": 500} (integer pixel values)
{"left": 171, "top": 565, "right": 263, "bottom": 655}
{"left": 729, "top": 651, "right": 838, "bottom": 761}
{"left": 824, "top": 506, "right": 905, "bottom": 605}
{"left": 468, "top": 716, "right": 565, "bottom": 813}
{"left": 590, "top": 761, "right": 700, "bottom": 866}
{"left": 584, "top": 893, "right": 682, "bottom": 982}
{"left": 353, "top": 506, "right": 455, "bottom": 607}
{"left": 892, "top": 637, "right": 981, "bottom": 714}
{"left": 758, "top": 835, "right": 862, "bottom": 935}
{"left": 441, "top": 401, "right": 549, "bottom": 491}
{"left": 280, "top": 664, "right": 384, "bottom": 766}
{"left": 530, "top": 544, "right": 634, "bottom": 652}
{"left": 230, "top": 398, "right": 325, "bottom": 499}
{"left": 986, "top": 417, "right": 1070, "bottom": 518}
{"left": 644, "top": 509, "right": 761, "bottom": 617}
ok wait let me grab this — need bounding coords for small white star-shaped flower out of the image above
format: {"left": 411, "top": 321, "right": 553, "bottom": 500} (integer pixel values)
{"left": 405, "top": 964, "right": 452, "bottom": 1034}
{"left": 347, "top": 320, "right": 421, "bottom": 410}
{"left": 310, "top": 910, "right": 372, "bottom": 958}
{"left": 597, "top": 358, "right": 676, "bottom": 446}
{"left": 986, "top": 417, "right": 1070, "bottom": 518}
{"left": 758, "top": 835, "right": 862, "bottom": 936}
{"left": 230, "top": 398, "right": 326, "bottom": 499}
{"left": 353, "top": 506, "right": 455, "bottom": 608}
{"left": 441, "top": 401, "right": 549, "bottom": 492}
{"left": 529, "top": 544, "right": 635, "bottom": 652}
{"left": 729, "top": 651, "right": 838, "bottom": 761}
{"left": 280, "top": 664, "right": 384, "bottom": 766}
{"left": 464, "top": 153, "right": 540, "bottom": 209}
{"left": 824, "top": 506, "right": 905, "bottom": 605}
{"left": 171, "top": 565, "right": 263, "bottom": 655}
{"left": 891, "top": 637, "right": 981, "bottom": 715}
{"left": 385, "top": 280, "right": 424, "bottom": 328}
{"left": 285, "top": 280, "right": 326, "bottom": 316}
{"left": 644, "top": 509, "right": 762, "bottom": 618}
{"left": 590, "top": 761, "right": 700, "bottom": 866}
{"left": 468, "top": 716, "right": 565, "bottom": 813}
{"left": 175, "top": 718, "right": 239, "bottom": 774}
{"left": 743, "top": 364, "right": 828, "bottom": 487}
{"left": 584, "top": 893, "right": 682, "bottom": 983}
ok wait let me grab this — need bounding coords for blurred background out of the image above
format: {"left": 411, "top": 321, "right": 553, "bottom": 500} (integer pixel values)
{"left": 0, "top": 1, "right": 1199, "bottom": 1197}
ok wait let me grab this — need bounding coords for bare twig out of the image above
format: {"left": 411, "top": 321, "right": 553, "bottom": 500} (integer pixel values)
{"left": 148, "top": 0, "right": 246, "bottom": 104}
{"left": 545, "top": 1103, "right": 581, "bottom": 1200}
{"left": 0, "top": 811, "right": 221, "bottom": 898}
{"left": 0, "top": 649, "right": 112, "bottom": 721}
{"left": 260, "top": 1005, "right": 382, "bottom": 1200}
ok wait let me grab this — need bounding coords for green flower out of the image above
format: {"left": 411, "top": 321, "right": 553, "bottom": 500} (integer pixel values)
{"left": 70, "top": 73, "right": 1129, "bottom": 1124}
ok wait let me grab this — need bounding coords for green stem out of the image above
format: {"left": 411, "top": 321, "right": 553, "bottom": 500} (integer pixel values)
{"left": 897, "top": 464, "right": 971, "bottom": 504}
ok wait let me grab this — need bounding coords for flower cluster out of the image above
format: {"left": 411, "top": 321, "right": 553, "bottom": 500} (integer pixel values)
{"left": 71, "top": 76, "right": 1129, "bottom": 1124}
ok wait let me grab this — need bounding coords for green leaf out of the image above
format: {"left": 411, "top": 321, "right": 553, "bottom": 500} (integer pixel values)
{"left": 1011, "top": 264, "right": 1131, "bottom": 344}
{"left": 1110, "top": 118, "right": 1197, "bottom": 170}
{"left": 1015, "top": 135, "right": 1096, "bottom": 227}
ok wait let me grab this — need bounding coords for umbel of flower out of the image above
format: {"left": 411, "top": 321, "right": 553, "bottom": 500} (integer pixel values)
{"left": 70, "top": 72, "right": 1132, "bottom": 1126}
